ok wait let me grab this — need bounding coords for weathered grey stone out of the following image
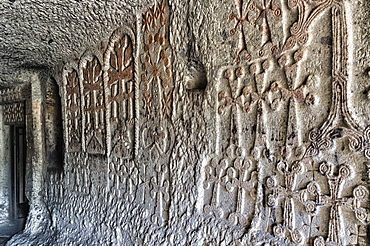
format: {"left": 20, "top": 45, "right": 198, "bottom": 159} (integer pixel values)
{"left": 0, "top": 0, "right": 370, "bottom": 245}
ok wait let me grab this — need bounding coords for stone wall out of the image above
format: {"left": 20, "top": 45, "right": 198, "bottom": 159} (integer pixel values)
{"left": 7, "top": 0, "right": 370, "bottom": 245}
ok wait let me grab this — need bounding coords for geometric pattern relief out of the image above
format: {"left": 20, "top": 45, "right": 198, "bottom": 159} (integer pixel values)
{"left": 51, "top": 0, "right": 370, "bottom": 245}
{"left": 104, "top": 27, "right": 135, "bottom": 160}
{"left": 80, "top": 54, "right": 106, "bottom": 155}
{"left": 0, "top": 84, "right": 28, "bottom": 104}
{"left": 63, "top": 68, "right": 82, "bottom": 152}
{"left": 137, "top": 0, "right": 174, "bottom": 226}
{"left": 3, "top": 102, "right": 25, "bottom": 125}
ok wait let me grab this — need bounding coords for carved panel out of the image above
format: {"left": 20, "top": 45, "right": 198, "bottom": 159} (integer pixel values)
{"left": 140, "top": 0, "right": 173, "bottom": 120}
{"left": 63, "top": 68, "right": 82, "bottom": 152}
{"left": 80, "top": 55, "right": 106, "bottom": 155}
{"left": 0, "top": 84, "right": 28, "bottom": 104}
{"left": 24, "top": 0, "right": 370, "bottom": 245}
{"left": 3, "top": 102, "right": 25, "bottom": 125}
{"left": 138, "top": 0, "right": 174, "bottom": 226}
{"left": 104, "top": 28, "right": 135, "bottom": 160}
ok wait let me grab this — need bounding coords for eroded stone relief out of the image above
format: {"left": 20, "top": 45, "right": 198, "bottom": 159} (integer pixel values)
{"left": 9, "top": 0, "right": 370, "bottom": 245}
{"left": 3, "top": 102, "right": 25, "bottom": 125}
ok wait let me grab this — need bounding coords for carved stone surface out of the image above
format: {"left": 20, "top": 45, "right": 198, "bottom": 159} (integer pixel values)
{"left": 0, "top": 85, "right": 28, "bottom": 104}
{"left": 63, "top": 68, "right": 82, "bottom": 152}
{"left": 3, "top": 102, "right": 25, "bottom": 125}
{"left": 104, "top": 27, "right": 135, "bottom": 160}
{"left": 80, "top": 54, "right": 107, "bottom": 155}
{"left": 6, "top": 0, "right": 370, "bottom": 246}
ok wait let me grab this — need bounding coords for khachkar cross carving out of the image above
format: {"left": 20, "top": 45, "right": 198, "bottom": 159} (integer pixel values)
{"left": 306, "top": 5, "right": 370, "bottom": 158}
{"left": 218, "top": 67, "right": 250, "bottom": 148}
{"left": 104, "top": 28, "right": 135, "bottom": 160}
{"left": 108, "top": 157, "right": 138, "bottom": 202}
{"left": 203, "top": 151, "right": 258, "bottom": 226}
{"left": 203, "top": 158, "right": 228, "bottom": 218}
{"left": 248, "top": 0, "right": 281, "bottom": 47}
{"left": 150, "top": 164, "right": 170, "bottom": 226}
{"left": 64, "top": 69, "right": 82, "bottom": 152}
{"left": 273, "top": 50, "right": 316, "bottom": 148}
{"left": 225, "top": 157, "right": 257, "bottom": 225}
{"left": 80, "top": 55, "right": 106, "bottom": 155}
{"left": 218, "top": 65, "right": 283, "bottom": 154}
{"left": 230, "top": 0, "right": 281, "bottom": 62}
{"left": 229, "top": 0, "right": 252, "bottom": 63}
{"left": 121, "top": 160, "right": 138, "bottom": 202}
{"left": 230, "top": 0, "right": 333, "bottom": 62}
{"left": 313, "top": 162, "right": 369, "bottom": 246}
{"left": 109, "top": 157, "right": 125, "bottom": 197}
{"left": 266, "top": 160, "right": 318, "bottom": 244}
{"left": 141, "top": 0, "right": 173, "bottom": 120}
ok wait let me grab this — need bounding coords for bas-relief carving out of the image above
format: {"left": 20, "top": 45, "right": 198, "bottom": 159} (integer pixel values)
{"left": 40, "top": 0, "right": 370, "bottom": 245}
{"left": 63, "top": 68, "right": 82, "bottom": 152}
{"left": 137, "top": 0, "right": 174, "bottom": 226}
{"left": 3, "top": 102, "right": 25, "bottom": 125}
{"left": 199, "top": 0, "right": 369, "bottom": 245}
{"left": 104, "top": 28, "right": 135, "bottom": 160}
{"left": 0, "top": 84, "right": 29, "bottom": 104}
{"left": 80, "top": 54, "right": 107, "bottom": 155}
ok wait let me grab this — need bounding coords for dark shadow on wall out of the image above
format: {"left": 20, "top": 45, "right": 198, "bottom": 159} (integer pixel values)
{"left": 45, "top": 77, "right": 64, "bottom": 172}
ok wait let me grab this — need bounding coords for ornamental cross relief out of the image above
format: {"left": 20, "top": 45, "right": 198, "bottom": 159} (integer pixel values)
{"left": 201, "top": 0, "right": 370, "bottom": 244}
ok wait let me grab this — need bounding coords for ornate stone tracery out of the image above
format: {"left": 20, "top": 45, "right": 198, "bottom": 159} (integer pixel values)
{"left": 40, "top": 0, "right": 370, "bottom": 245}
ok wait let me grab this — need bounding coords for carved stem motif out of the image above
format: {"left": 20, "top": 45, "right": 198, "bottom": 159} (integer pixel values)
{"left": 306, "top": 5, "right": 370, "bottom": 158}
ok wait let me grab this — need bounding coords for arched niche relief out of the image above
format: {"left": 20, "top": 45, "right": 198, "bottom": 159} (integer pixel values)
{"left": 103, "top": 26, "right": 136, "bottom": 160}
{"left": 79, "top": 52, "right": 106, "bottom": 155}
{"left": 62, "top": 63, "right": 83, "bottom": 153}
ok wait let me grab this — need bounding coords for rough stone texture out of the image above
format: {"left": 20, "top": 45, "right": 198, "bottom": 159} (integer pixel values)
{"left": 1, "top": 0, "right": 370, "bottom": 245}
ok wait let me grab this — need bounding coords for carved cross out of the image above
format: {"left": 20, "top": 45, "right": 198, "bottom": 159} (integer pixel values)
{"left": 350, "top": 225, "right": 369, "bottom": 245}
{"left": 122, "top": 160, "right": 138, "bottom": 202}
{"left": 218, "top": 68, "right": 250, "bottom": 147}
{"left": 316, "top": 162, "right": 369, "bottom": 245}
{"left": 225, "top": 158, "right": 257, "bottom": 225}
{"left": 230, "top": 0, "right": 251, "bottom": 62}
{"left": 267, "top": 160, "right": 315, "bottom": 244}
{"left": 150, "top": 164, "right": 169, "bottom": 226}
{"left": 109, "top": 157, "right": 125, "bottom": 197}
{"left": 137, "top": 163, "right": 151, "bottom": 204}
{"left": 82, "top": 56, "right": 106, "bottom": 154}
{"left": 106, "top": 33, "right": 134, "bottom": 123}
{"left": 65, "top": 70, "right": 82, "bottom": 151}
{"left": 248, "top": 0, "right": 281, "bottom": 46}
{"left": 273, "top": 56, "right": 316, "bottom": 147}
{"left": 66, "top": 70, "right": 80, "bottom": 112}
{"left": 203, "top": 158, "right": 228, "bottom": 218}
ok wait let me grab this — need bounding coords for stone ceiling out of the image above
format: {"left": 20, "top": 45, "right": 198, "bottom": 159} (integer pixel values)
{"left": 0, "top": 0, "right": 144, "bottom": 89}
